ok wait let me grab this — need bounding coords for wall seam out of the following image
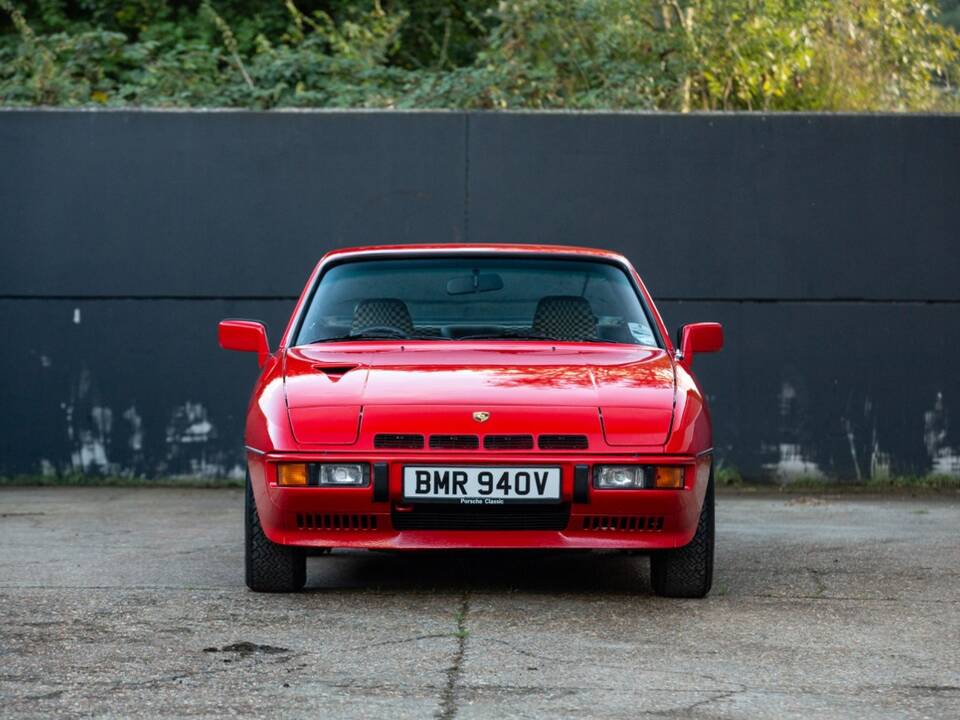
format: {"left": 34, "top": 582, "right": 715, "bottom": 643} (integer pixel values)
{"left": 463, "top": 112, "right": 471, "bottom": 244}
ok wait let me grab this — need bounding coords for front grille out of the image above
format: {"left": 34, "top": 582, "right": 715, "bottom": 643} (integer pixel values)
{"left": 538, "top": 434, "right": 588, "bottom": 450}
{"left": 393, "top": 503, "right": 569, "bottom": 531}
{"left": 296, "top": 513, "right": 379, "bottom": 530}
{"left": 374, "top": 433, "right": 424, "bottom": 449}
{"left": 429, "top": 434, "right": 480, "bottom": 450}
{"left": 484, "top": 434, "right": 534, "bottom": 450}
{"left": 581, "top": 515, "right": 664, "bottom": 532}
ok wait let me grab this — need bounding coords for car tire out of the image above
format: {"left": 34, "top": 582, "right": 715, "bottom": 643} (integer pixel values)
{"left": 245, "top": 474, "right": 306, "bottom": 593}
{"left": 650, "top": 468, "right": 714, "bottom": 598}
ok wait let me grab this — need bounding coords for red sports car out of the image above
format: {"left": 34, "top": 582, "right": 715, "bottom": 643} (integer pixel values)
{"left": 219, "top": 244, "right": 722, "bottom": 597}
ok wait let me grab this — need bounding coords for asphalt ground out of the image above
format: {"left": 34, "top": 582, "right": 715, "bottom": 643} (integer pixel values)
{"left": 0, "top": 487, "right": 958, "bottom": 719}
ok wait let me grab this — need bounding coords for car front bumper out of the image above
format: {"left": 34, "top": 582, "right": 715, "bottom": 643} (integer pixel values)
{"left": 248, "top": 450, "right": 712, "bottom": 551}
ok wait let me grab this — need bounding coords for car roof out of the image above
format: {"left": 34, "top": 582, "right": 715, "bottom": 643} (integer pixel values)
{"left": 318, "top": 243, "right": 630, "bottom": 265}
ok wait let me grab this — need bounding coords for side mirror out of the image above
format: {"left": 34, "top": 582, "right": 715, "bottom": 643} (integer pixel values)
{"left": 218, "top": 320, "right": 270, "bottom": 366}
{"left": 677, "top": 322, "right": 723, "bottom": 367}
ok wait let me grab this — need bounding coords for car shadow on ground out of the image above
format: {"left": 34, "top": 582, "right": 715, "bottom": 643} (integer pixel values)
{"left": 302, "top": 549, "right": 654, "bottom": 595}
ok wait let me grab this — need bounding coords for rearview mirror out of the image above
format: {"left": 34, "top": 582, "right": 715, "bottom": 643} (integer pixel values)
{"left": 677, "top": 322, "right": 723, "bottom": 367}
{"left": 446, "top": 272, "right": 504, "bottom": 295}
{"left": 219, "top": 320, "right": 270, "bottom": 366}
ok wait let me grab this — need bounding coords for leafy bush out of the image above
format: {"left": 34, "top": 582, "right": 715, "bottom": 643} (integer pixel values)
{"left": 1, "top": 0, "right": 958, "bottom": 110}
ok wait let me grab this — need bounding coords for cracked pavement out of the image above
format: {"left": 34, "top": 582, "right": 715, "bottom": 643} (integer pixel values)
{"left": 0, "top": 488, "right": 958, "bottom": 719}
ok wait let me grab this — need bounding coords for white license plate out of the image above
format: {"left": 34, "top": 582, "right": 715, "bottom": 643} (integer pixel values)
{"left": 403, "top": 466, "right": 562, "bottom": 504}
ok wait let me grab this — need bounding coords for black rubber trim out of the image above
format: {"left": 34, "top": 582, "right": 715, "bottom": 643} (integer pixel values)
{"left": 373, "top": 462, "right": 389, "bottom": 502}
{"left": 573, "top": 465, "right": 589, "bottom": 503}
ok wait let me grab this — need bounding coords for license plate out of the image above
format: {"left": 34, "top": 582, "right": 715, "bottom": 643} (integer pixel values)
{"left": 403, "top": 466, "right": 562, "bottom": 504}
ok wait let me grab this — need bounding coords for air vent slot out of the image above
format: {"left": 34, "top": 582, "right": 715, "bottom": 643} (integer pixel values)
{"left": 392, "top": 504, "right": 569, "bottom": 531}
{"left": 484, "top": 434, "right": 534, "bottom": 450}
{"left": 538, "top": 434, "right": 588, "bottom": 450}
{"left": 312, "top": 364, "right": 358, "bottom": 382}
{"left": 374, "top": 433, "right": 424, "bottom": 449}
{"left": 296, "top": 513, "right": 379, "bottom": 530}
{"left": 429, "top": 434, "right": 480, "bottom": 450}
{"left": 581, "top": 515, "right": 665, "bottom": 532}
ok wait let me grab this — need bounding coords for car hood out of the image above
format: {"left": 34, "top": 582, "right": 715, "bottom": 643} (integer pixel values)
{"left": 283, "top": 342, "right": 676, "bottom": 447}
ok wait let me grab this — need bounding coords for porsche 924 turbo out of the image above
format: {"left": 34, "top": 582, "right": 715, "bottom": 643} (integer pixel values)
{"left": 218, "top": 244, "right": 723, "bottom": 597}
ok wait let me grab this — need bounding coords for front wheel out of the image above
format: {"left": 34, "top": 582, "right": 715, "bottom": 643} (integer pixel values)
{"left": 245, "top": 474, "right": 306, "bottom": 593}
{"left": 650, "top": 469, "right": 714, "bottom": 598}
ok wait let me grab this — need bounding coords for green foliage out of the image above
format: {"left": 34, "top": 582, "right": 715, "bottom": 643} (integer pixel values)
{"left": 1, "top": 0, "right": 958, "bottom": 109}
{"left": 715, "top": 463, "right": 744, "bottom": 487}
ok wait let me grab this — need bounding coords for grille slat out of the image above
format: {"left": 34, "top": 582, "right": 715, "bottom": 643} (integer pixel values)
{"left": 538, "top": 434, "right": 589, "bottom": 450}
{"left": 393, "top": 504, "right": 569, "bottom": 531}
{"left": 296, "top": 513, "right": 379, "bottom": 531}
{"left": 582, "top": 515, "right": 664, "bottom": 532}
{"left": 429, "top": 434, "right": 480, "bottom": 450}
{"left": 374, "top": 433, "right": 589, "bottom": 451}
{"left": 374, "top": 433, "right": 424, "bottom": 449}
{"left": 484, "top": 434, "right": 534, "bottom": 450}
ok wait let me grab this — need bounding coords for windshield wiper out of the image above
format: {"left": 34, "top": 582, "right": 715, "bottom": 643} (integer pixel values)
{"left": 456, "top": 330, "right": 610, "bottom": 343}
{"left": 309, "top": 329, "right": 450, "bottom": 343}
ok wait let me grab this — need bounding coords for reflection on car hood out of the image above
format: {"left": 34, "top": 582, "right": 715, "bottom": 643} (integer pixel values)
{"left": 284, "top": 342, "right": 675, "bottom": 408}
{"left": 282, "top": 343, "right": 677, "bottom": 447}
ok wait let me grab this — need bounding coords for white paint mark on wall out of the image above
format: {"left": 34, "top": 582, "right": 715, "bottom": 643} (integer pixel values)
{"left": 763, "top": 380, "right": 825, "bottom": 483}
{"left": 923, "top": 392, "right": 948, "bottom": 457}
{"left": 70, "top": 405, "right": 113, "bottom": 473}
{"left": 71, "top": 439, "right": 108, "bottom": 473}
{"left": 778, "top": 381, "right": 796, "bottom": 417}
{"left": 870, "top": 425, "right": 891, "bottom": 481}
{"left": 931, "top": 450, "right": 960, "bottom": 476}
{"left": 841, "top": 417, "right": 862, "bottom": 481}
{"left": 73, "top": 308, "right": 81, "bottom": 324}
{"left": 163, "top": 402, "right": 226, "bottom": 477}
{"left": 166, "top": 402, "right": 215, "bottom": 445}
{"left": 123, "top": 406, "right": 144, "bottom": 452}
{"left": 763, "top": 442, "right": 825, "bottom": 483}
{"left": 923, "top": 392, "right": 960, "bottom": 477}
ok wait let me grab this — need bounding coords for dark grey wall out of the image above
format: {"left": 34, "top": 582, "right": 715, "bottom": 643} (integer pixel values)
{"left": 2, "top": 110, "right": 958, "bottom": 481}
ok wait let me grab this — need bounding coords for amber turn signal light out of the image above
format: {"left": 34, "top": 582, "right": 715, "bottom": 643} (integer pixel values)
{"left": 653, "top": 466, "right": 684, "bottom": 489}
{"left": 277, "top": 463, "right": 309, "bottom": 486}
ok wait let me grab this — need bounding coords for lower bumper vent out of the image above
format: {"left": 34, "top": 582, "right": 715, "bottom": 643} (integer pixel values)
{"left": 296, "top": 513, "right": 379, "bottom": 530}
{"left": 581, "top": 515, "right": 664, "bottom": 532}
{"left": 392, "top": 503, "right": 569, "bottom": 531}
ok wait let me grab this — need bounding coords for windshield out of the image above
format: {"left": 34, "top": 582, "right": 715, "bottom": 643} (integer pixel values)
{"left": 294, "top": 256, "right": 660, "bottom": 347}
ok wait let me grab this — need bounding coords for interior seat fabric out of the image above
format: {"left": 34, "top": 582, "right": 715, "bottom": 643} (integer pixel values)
{"left": 350, "top": 298, "right": 415, "bottom": 335}
{"left": 532, "top": 295, "right": 598, "bottom": 340}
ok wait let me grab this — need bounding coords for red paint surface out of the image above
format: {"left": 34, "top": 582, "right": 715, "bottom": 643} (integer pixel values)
{"left": 224, "top": 244, "right": 722, "bottom": 550}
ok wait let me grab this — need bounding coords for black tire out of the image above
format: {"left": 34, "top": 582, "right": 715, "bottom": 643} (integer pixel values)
{"left": 245, "top": 474, "right": 306, "bottom": 593}
{"left": 650, "top": 468, "right": 714, "bottom": 598}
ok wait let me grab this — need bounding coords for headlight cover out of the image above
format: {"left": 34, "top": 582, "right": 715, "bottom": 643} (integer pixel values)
{"left": 318, "top": 463, "right": 370, "bottom": 487}
{"left": 594, "top": 465, "right": 646, "bottom": 489}
{"left": 594, "top": 465, "right": 684, "bottom": 489}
